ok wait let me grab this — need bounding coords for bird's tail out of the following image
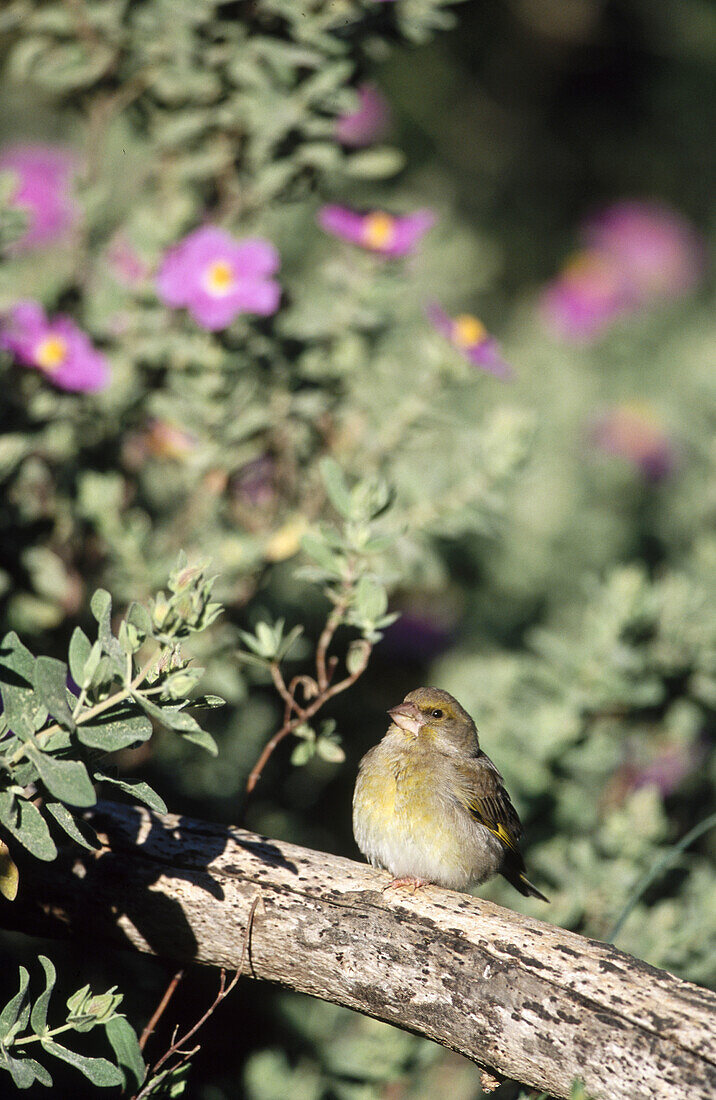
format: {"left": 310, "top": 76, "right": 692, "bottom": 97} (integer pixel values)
{"left": 515, "top": 872, "right": 549, "bottom": 903}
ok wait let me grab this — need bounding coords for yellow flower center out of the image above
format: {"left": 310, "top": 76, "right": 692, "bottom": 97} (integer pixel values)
{"left": 265, "top": 517, "right": 309, "bottom": 563}
{"left": 620, "top": 400, "right": 660, "bottom": 427}
{"left": 452, "top": 314, "right": 486, "bottom": 348}
{"left": 203, "top": 259, "right": 236, "bottom": 297}
{"left": 34, "top": 335, "right": 68, "bottom": 372}
{"left": 562, "top": 250, "right": 620, "bottom": 293}
{"left": 362, "top": 212, "right": 396, "bottom": 251}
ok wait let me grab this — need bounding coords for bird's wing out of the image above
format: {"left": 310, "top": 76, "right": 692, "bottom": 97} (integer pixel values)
{"left": 453, "top": 754, "right": 524, "bottom": 853}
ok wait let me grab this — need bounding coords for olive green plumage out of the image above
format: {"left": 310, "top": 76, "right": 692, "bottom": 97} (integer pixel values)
{"left": 352, "top": 686, "right": 548, "bottom": 901}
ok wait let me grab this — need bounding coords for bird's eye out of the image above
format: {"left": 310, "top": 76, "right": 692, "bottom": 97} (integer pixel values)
{"left": 431, "top": 708, "right": 443, "bottom": 719}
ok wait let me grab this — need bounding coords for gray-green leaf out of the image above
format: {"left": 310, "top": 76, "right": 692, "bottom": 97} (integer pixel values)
{"left": 68, "top": 627, "right": 92, "bottom": 688}
{"left": 320, "top": 458, "right": 353, "bottom": 518}
{"left": 0, "top": 632, "right": 47, "bottom": 739}
{"left": 40, "top": 1041, "right": 124, "bottom": 1087}
{"left": 106, "top": 1015, "right": 145, "bottom": 1089}
{"left": 0, "top": 966, "right": 30, "bottom": 1039}
{"left": 1, "top": 797, "right": 57, "bottom": 861}
{"left": 33, "top": 657, "right": 75, "bottom": 730}
{"left": 77, "top": 704, "right": 152, "bottom": 752}
{"left": 30, "top": 750, "right": 95, "bottom": 808}
{"left": 45, "top": 802, "right": 99, "bottom": 851}
{"left": 94, "top": 775, "right": 167, "bottom": 814}
{"left": 29, "top": 956, "right": 56, "bottom": 1036}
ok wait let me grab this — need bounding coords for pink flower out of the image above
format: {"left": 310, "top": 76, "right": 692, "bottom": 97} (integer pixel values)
{"left": 0, "top": 301, "right": 109, "bottom": 392}
{"left": 107, "top": 233, "right": 149, "bottom": 286}
{"left": 541, "top": 201, "right": 705, "bottom": 343}
{"left": 427, "top": 303, "right": 513, "bottom": 379}
{"left": 335, "top": 84, "right": 391, "bottom": 147}
{"left": 0, "top": 143, "right": 77, "bottom": 252}
{"left": 584, "top": 201, "right": 704, "bottom": 302}
{"left": 157, "top": 226, "right": 281, "bottom": 330}
{"left": 540, "top": 251, "right": 634, "bottom": 342}
{"left": 591, "top": 402, "right": 675, "bottom": 482}
{"left": 318, "top": 205, "right": 434, "bottom": 256}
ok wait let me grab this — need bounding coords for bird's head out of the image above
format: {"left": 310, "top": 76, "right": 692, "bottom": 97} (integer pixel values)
{"left": 387, "top": 687, "right": 479, "bottom": 756}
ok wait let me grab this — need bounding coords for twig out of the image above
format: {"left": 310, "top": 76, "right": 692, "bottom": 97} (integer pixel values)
{"left": 315, "top": 596, "right": 348, "bottom": 692}
{"left": 133, "top": 894, "right": 260, "bottom": 1099}
{"left": 245, "top": 638, "right": 370, "bottom": 794}
{"left": 7, "top": 653, "right": 158, "bottom": 770}
{"left": 139, "top": 969, "right": 184, "bottom": 1052}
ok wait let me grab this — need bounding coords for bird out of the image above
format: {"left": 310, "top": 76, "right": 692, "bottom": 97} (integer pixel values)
{"left": 352, "top": 686, "right": 548, "bottom": 901}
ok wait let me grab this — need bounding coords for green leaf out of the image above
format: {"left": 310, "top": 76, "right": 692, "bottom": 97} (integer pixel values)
{"left": 40, "top": 1041, "right": 124, "bottom": 1087}
{"left": 72, "top": 989, "right": 122, "bottom": 1030}
{"left": 33, "top": 657, "right": 74, "bottom": 730}
{"left": 94, "top": 775, "right": 167, "bottom": 814}
{"left": 291, "top": 740, "right": 316, "bottom": 766}
{"left": 301, "top": 532, "right": 340, "bottom": 573}
{"left": 77, "top": 704, "right": 153, "bottom": 751}
{"left": 30, "top": 956, "right": 56, "bottom": 1036}
{"left": 82, "top": 642, "right": 103, "bottom": 690}
{"left": 276, "top": 625, "right": 304, "bottom": 661}
{"left": 2, "top": 1052, "right": 38, "bottom": 1088}
{"left": 0, "top": 839, "right": 19, "bottom": 901}
{"left": 316, "top": 737, "right": 346, "bottom": 763}
{"left": 192, "top": 695, "right": 225, "bottom": 709}
{"left": 126, "top": 601, "right": 153, "bottom": 639}
{"left": 45, "top": 802, "right": 99, "bottom": 851}
{"left": 320, "top": 458, "right": 354, "bottom": 519}
{"left": 90, "top": 590, "right": 125, "bottom": 674}
{"left": 0, "top": 794, "right": 57, "bottom": 860}
{"left": 178, "top": 725, "right": 218, "bottom": 756}
{"left": 0, "top": 965, "right": 30, "bottom": 1039}
{"left": 344, "top": 146, "right": 406, "bottom": 178}
{"left": 90, "top": 589, "right": 112, "bottom": 627}
{"left": 106, "top": 1015, "right": 146, "bottom": 1090}
{"left": 134, "top": 697, "right": 218, "bottom": 755}
{"left": 22, "top": 1058, "right": 53, "bottom": 1086}
{"left": 68, "top": 628, "right": 92, "bottom": 689}
{"left": 66, "top": 985, "right": 91, "bottom": 1017}
{"left": 0, "top": 632, "right": 47, "bottom": 739}
{"left": 353, "top": 577, "right": 388, "bottom": 622}
{"left": 30, "top": 750, "right": 95, "bottom": 808}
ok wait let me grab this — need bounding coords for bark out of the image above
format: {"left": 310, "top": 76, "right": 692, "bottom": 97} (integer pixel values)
{"left": 2, "top": 801, "right": 715, "bottom": 1100}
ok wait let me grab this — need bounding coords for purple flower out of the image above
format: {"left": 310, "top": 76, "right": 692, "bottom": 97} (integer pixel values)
{"left": 0, "top": 301, "right": 109, "bottom": 392}
{"left": 382, "top": 609, "right": 455, "bottom": 662}
{"left": 318, "top": 205, "right": 434, "bottom": 256}
{"left": 540, "top": 251, "right": 634, "bottom": 342}
{"left": 541, "top": 201, "right": 705, "bottom": 342}
{"left": 427, "top": 303, "right": 513, "bottom": 378}
{"left": 0, "top": 143, "right": 77, "bottom": 252}
{"left": 591, "top": 402, "right": 675, "bottom": 482}
{"left": 584, "top": 201, "right": 704, "bottom": 302}
{"left": 335, "top": 83, "right": 391, "bottom": 147}
{"left": 108, "top": 233, "right": 149, "bottom": 286}
{"left": 157, "top": 226, "right": 281, "bottom": 330}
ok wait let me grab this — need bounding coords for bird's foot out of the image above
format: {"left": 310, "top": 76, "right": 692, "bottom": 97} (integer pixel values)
{"left": 383, "top": 876, "right": 429, "bottom": 895}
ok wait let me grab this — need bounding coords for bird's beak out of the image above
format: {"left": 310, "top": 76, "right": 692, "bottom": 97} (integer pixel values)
{"left": 387, "top": 702, "right": 424, "bottom": 737}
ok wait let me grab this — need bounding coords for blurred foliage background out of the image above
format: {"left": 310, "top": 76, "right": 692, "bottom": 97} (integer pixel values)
{"left": 0, "top": 0, "right": 714, "bottom": 1097}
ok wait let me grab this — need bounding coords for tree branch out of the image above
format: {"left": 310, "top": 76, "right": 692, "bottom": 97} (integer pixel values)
{"left": 2, "top": 801, "right": 714, "bottom": 1100}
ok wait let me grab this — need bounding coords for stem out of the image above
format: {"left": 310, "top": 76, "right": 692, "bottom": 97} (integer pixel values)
{"left": 7, "top": 654, "right": 158, "bottom": 770}
{"left": 315, "top": 602, "right": 343, "bottom": 692}
{"left": 133, "top": 896, "right": 259, "bottom": 1100}
{"left": 13, "top": 1022, "right": 74, "bottom": 1047}
{"left": 245, "top": 636, "right": 370, "bottom": 794}
{"left": 139, "top": 970, "right": 184, "bottom": 1052}
{"left": 607, "top": 811, "right": 716, "bottom": 944}
{"left": 269, "top": 663, "right": 305, "bottom": 718}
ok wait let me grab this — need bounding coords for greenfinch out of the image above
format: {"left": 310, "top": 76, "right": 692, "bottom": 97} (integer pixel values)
{"left": 352, "top": 687, "right": 548, "bottom": 900}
